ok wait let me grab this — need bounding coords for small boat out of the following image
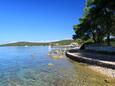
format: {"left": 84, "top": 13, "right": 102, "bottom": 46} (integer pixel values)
{"left": 48, "top": 45, "right": 52, "bottom": 51}
{"left": 25, "top": 45, "right": 28, "bottom": 47}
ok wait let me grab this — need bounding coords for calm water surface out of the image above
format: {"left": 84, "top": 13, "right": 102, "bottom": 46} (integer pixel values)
{"left": 0, "top": 46, "right": 77, "bottom": 86}
{"left": 0, "top": 46, "right": 109, "bottom": 86}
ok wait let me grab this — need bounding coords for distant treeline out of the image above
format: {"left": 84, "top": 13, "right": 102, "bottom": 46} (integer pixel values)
{"left": 0, "top": 40, "right": 75, "bottom": 46}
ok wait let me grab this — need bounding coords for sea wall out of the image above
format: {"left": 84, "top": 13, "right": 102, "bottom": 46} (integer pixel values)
{"left": 66, "top": 51, "right": 115, "bottom": 69}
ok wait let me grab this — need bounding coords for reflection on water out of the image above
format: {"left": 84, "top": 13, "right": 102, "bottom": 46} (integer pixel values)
{"left": 0, "top": 46, "right": 113, "bottom": 86}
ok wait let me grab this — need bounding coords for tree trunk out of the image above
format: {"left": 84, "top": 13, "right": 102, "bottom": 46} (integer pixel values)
{"left": 104, "top": 8, "right": 111, "bottom": 46}
{"left": 91, "top": 30, "right": 96, "bottom": 43}
{"left": 107, "top": 32, "right": 110, "bottom": 46}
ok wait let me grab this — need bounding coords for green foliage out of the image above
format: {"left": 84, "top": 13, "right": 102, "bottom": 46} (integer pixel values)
{"left": 73, "top": 0, "right": 115, "bottom": 45}
{"left": 51, "top": 40, "right": 75, "bottom": 45}
{"left": 83, "top": 0, "right": 94, "bottom": 16}
{"left": 75, "top": 38, "right": 94, "bottom": 46}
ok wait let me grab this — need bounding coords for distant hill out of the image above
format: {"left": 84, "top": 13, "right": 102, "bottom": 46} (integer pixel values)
{"left": 0, "top": 42, "right": 49, "bottom": 46}
{"left": 0, "top": 40, "right": 75, "bottom": 46}
{"left": 51, "top": 40, "right": 75, "bottom": 45}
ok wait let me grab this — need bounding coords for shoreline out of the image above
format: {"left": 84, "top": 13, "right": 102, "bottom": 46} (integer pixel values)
{"left": 88, "top": 65, "right": 115, "bottom": 78}
{"left": 48, "top": 46, "right": 115, "bottom": 78}
{"left": 48, "top": 47, "right": 115, "bottom": 85}
{"left": 66, "top": 50, "right": 115, "bottom": 78}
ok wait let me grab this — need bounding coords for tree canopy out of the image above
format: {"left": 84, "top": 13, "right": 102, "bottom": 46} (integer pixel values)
{"left": 73, "top": 0, "right": 115, "bottom": 45}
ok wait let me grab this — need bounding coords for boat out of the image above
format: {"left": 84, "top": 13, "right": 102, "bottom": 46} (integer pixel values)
{"left": 48, "top": 45, "right": 51, "bottom": 49}
{"left": 25, "top": 45, "right": 28, "bottom": 47}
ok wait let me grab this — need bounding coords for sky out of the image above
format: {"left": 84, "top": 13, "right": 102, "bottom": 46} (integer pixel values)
{"left": 0, "top": 0, "right": 85, "bottom": 43}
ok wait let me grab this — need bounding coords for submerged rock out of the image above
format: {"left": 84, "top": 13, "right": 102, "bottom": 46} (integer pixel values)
{"left": 48, "top": 63, "right": 54, "bottom": 67}
{"left": 48, "top": 49, "right": 64, "bottom": 60}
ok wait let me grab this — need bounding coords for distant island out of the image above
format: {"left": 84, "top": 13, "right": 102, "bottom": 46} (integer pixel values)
{"left": 0, "top": 40, "right": 75, "bottom": 46}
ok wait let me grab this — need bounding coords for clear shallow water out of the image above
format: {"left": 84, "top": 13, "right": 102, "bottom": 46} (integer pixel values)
{"left": 0, "top": 46, "right": 79, "bottom": 86}
{"left": 0, "top": 46, "right": 112, "bottom": 86}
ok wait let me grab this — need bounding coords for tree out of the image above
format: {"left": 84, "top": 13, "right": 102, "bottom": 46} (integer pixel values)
{"left": 89, "top": 0, "right": 115, "bottom": 45}
{"left": 73, "top": 0, "right": 115, "bottom": 45}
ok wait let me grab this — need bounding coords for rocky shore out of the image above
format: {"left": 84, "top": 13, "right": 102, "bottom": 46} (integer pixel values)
{"left": 66, "top": 50, "right": 115, "bottom": 78}
{"left": 48, "top": 49, "right": 65, "bottom": 59}
{"left": 48, "top": 46, "right": 115, "bottom": 79}
{"left": 88, "top": 65, "right": 115, "bottom": 78}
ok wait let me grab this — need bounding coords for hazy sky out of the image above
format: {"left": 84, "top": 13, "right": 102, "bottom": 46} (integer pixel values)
{"left": 0, "top": 0, "right": 85, "bottom": 43}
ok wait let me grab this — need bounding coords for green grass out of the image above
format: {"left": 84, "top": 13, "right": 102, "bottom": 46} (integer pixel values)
{"left": 111, "top": 41, "right": 115, "bottom": 46}
{"left": 104, "top": 39, "right": 115, "bottom": 46}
